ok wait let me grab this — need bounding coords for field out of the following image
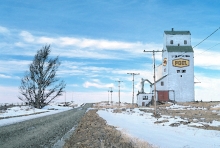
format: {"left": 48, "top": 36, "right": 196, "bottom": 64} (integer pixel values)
{"left": 94, "top": 101, "right": 220, "bottom": 148}
{"left": 145, "top": 101, "right": 220, "bottom": 131}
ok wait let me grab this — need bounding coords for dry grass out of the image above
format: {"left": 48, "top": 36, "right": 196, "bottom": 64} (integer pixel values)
{"left": 134, "top": 101, "right": 220, "bottom": 131}
{"left": 93, "top": 101, "right": 137, "bottom": 109}
{"left": 178, "top": 101, "right": 220, "bottom": 110}
{"left": 64, "top": 104, "right": 156, "bottom": 148}
{"left": 211, "top": 107, "right": 220, "bottom": 111}
{"left": 91, "top": 102, "right": 156, "bottom": 147}
{"left": 152, "top": 101, "right": 220, "bottom": 131}
{"left": 64, "top": 109, "right": 155, "bottom": 148}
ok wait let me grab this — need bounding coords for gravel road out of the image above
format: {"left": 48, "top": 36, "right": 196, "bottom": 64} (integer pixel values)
{"left": 0, "top": 103, "right": 93, "bottom": 148}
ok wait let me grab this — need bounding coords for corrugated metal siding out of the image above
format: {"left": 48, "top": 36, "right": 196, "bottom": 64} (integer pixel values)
{"left": 164, "top": 31, "right": 191, "bottom": 35}
{"left": 166, "top": 46, "right": 193, "bottom": 52}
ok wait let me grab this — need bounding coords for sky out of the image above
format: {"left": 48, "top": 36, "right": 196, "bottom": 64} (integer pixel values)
{"left": 0, "top": 0, "right": 220, "bottom": 103}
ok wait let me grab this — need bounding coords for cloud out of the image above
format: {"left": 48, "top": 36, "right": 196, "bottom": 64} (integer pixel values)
{"left": 0, "top": 86, "right": 20, "bottom": 103}
{"left": 58, "top": 61, "right": 114, "bottom": 77}
{"left": 194, "top": 73, "right": 220, "bottom": 101}
{"left": 0, "top": 26, "right": 10, "bottom": 34}
{"left": 0, "top": 74, "right": 11, "bottom": 79}
{"left": 19, "top": 31, "right": 148, "bottom": 50}
{"left": 17, "top": 30, "right": 161, "bottom": 59}
{"left": 0, "top": 29, "right": 162, "bottom": 60}
{"left": 0, "top": 60, "right": 30, "bottom": 73}
{"left": 194, "top": 48, "right": 220, "bottom": 70}
{"left": 59, "top": 61, "right": 153, "bottom": 82}
{"left": 0, "top": 85, "right": 133, "bottom": 104}
{"left": 59, "top": 37, "right": 130, "bottom": 49}
{"left": 69, "top": 84, "right": 79, "bottom": 87}
{"left": 54, "top": 48, "right": 120, "bottom": 59}
{"left": 20, "top": 31, "right": 35, "bottom": 42}
{"left": 14, "top": 42, "right": 28, "bottom": 47}
{"left": 58, "top": 37, "right": 151, "bottom": 52}
{"left": 83, "top": 79, "right": 114, "bottom": 89}
{"left": 111, "top": 68, "right": 153, "bottom": 81}
{"left": 38, "top": 36, "right": 56, "bottom": 44}
{"left": 20, "top": 31, "right": 96, "bottom": 47}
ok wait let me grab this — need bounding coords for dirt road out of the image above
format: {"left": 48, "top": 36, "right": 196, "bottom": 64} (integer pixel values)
{"left": 0, "top": 103, "right": 93, "bottom": 148}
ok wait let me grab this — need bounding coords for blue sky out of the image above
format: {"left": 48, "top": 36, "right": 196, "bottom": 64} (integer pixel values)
{"left": 1, "top": 0, "right": 220, "bottom": 103}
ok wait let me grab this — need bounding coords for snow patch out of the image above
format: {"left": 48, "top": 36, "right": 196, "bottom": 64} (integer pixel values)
{"left": 98, "top": 108, "right": 220, "bottom": 148}
{"left": 0, "top": 105, "right": 73, "bottom": 127}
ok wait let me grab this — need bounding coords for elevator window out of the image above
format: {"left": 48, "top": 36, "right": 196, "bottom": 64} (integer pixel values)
{"left": 170, "top": 40, "right": 173, "bottom": 44}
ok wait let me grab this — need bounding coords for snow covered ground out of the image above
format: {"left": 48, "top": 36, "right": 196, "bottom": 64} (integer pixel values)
{"left": 97, "top": 104, "right": 220, "bottom": 148}
{"left": 0, "top": 103, "right": 79, "bottom": 127}
{"left": 1, "top": 101, "right": 220, "bottom": 148}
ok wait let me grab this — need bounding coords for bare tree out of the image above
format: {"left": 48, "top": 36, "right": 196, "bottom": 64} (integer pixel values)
{"left": 18, "top": 45, "right": 66, "bottom": 109}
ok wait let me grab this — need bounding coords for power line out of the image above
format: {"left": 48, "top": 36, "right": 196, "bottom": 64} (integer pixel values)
{"left": 194, "top": 76, "right": 201, "bottom": 84}
{"left": 193, "top": 27, "right": 220, "bottom": 49}
{"left": 196, "top": 42, "right": 220, "bottom": 56}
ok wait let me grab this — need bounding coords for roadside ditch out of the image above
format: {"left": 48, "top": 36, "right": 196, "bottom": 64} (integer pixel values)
{"left": 63, "top": 109, "right": 153, "bottom": 148}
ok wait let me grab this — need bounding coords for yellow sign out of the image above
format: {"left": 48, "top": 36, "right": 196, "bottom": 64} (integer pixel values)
{"left": 172, "top": 58, "right": 189, "bottom": 68}
{"left": 163, "top": 58, "right": 167, "bottom": 66}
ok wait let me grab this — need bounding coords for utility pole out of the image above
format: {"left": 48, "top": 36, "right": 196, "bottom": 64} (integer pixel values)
{"left": 108, "top": 90, "right": 109, "bottom": 104}
{"left": 115, "top": 80, "right": 123, "bottom": 106}
{"left": 65, "top": 91, "right": 66, "bottom": 106}
{"left": 127, "top": 73, "right": 140, "bottom": 107}
{"left": 109, "top": 87, "right": 113, "bottom": 105}
{"left": 143, "top": 50, "right": 163, "bottom": 116}
{"left": 72, "top": 91, "right": 73, "bottom": 103}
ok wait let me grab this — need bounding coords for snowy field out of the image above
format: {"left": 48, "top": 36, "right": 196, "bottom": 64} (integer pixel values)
{"left": 0, "top": 102, "right": 80, "bottom": 127}
{"left": 97, "top": 103, "right": 220, "bottom": 148}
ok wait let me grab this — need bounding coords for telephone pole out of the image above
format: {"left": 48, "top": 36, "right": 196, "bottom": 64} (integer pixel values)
{"left": 72, "top": 91, "right": 74, "bottom": 102}
{"left": 127, "top": 73, "right": 140, "bottom": 107}
{"left": 108, "top": 90, "right": 109, "bottom": 104}
{"left": 65, "top": 91, "right": 66, "bottom": 106}
{"left": 109, "top": 87, "right": 113, "bottom": 105}
{"left": 115, "top": 80, "right": 123, "bottom": 106}
{"left": 143, "top": 50, "right": 163, "bottom": 116}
